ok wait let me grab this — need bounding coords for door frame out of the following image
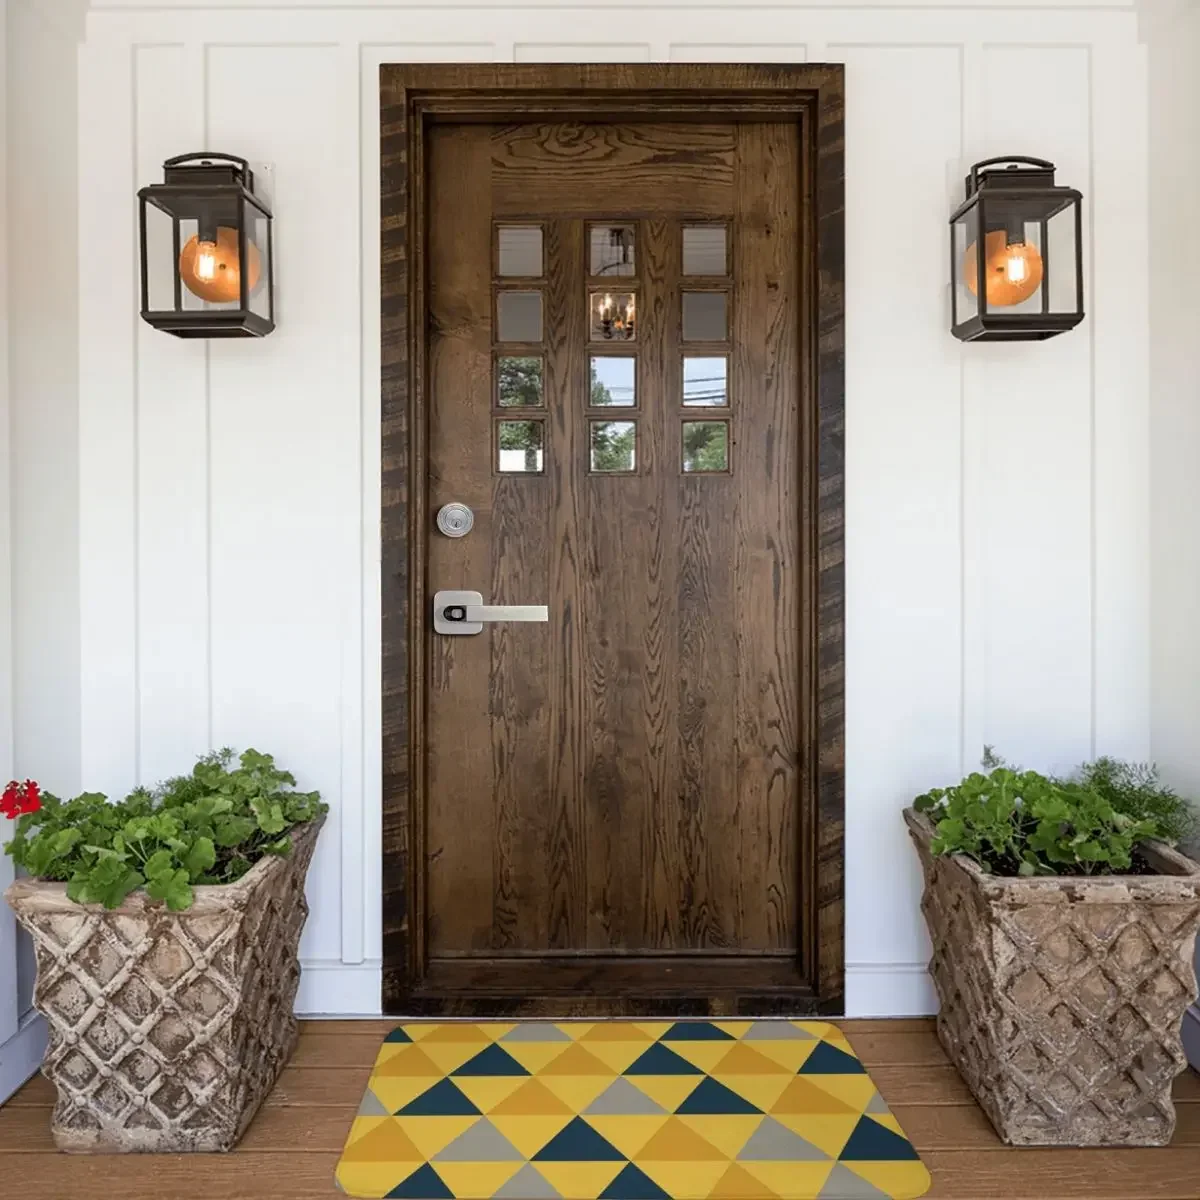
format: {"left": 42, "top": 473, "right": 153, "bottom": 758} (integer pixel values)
{"left": 380, "top": 63, "right": 845, "bottom": 1016}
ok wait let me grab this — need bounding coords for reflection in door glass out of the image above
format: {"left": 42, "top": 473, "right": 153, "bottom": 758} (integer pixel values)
{"left": 682, "top": 421, "right": 729, "bottom": 472}
{"left": 497, "top": 291, "right": 543, "bottom": 342}
{"left": 589, "top": 224, "right": 636, "bottom": 277}
{"left": 497, "top": 356, "right": 544, "bottom": 407}
{"left": 497, "top": 420, "right": 545, "bottom": 473}
{"left": 589, "top": 356, "right": 636, "bottom": 407}
{"left": 682, "top": 291, "right": 728, "bottom": 341}
{"left": 497, "top": 226, "right": 543, "bottom": 277}
{"left": 682, "top": 224, "right": 728, "bottom": 276}
{"left": 682, "top": 356, "right": 728, "bottom": 407}
{"left": 590, "top": 421, "right": 636, "bottom": 473}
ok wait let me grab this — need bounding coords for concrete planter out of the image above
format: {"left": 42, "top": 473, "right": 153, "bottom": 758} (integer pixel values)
{"left": 3, "top": 816, "right": 324, "bottom": 1153}
{"left": 905, "top": 807, "right": 1200, "bottom": 1146}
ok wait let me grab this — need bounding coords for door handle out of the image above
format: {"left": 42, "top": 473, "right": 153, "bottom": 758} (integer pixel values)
{"left": 433, "top": 590, "right": 549, "bottom": 636}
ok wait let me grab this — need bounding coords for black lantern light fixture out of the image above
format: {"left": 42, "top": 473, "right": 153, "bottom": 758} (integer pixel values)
{"left": 950, "top": 156, "right": 1083, "bottom": 342}
{"left": 138, "top": 152, "right": 274, "bottom": 338}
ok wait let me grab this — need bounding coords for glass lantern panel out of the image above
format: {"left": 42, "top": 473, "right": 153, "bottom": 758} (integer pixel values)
{"left": 1046, "top": 203, "right": 1080, "bottom": 314}
{"left": 177, "top": 216, "right": 249, "bottom": 312}
{"left": 952, "top": 209, "right": 979, "bottom": 327}
{"left": 247, "top": 204, "right": 271, "bottom": 320}
{"left": 143, "top": 202, "right": 178, "bottom": 313}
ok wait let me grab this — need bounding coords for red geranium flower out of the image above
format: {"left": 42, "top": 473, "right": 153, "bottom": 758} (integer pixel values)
{"left": 1, "top": 779, "right": 41, "bottom": 819}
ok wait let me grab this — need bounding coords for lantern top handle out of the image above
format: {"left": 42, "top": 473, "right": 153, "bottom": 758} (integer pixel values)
{"left": 966, "top": 156, "right": 1056, "bottom": 197}
{"left": 162, "top": 151, "right": 250, "bottom": 172}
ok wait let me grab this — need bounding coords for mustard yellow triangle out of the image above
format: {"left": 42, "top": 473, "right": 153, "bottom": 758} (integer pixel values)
{"left": 340, "top": 1117, "right": 425, "bottom": 1163}
{"left": 452, "top": 1074, "right": 530, "bottom": 1114}
{"left": 537, "top": 1043, "right": 615, "bottom": 1076}
{"left": 582, "top": 1113, "right": 671, "bottom": 1159}
{"left": 770, "top": 1113, "right": 859, "bottom": 1158}
{"left": 372, "top": 1045, "right": 444, "bottom": 1078}
{"left": 797, "top": 1073, "right": 880, "bottom": 1112}
{"left": 793, "top": 1021, "right": 834, "bottom": 1040}
{"left": 711, "top": 1074, "right": 792, "bottom": 1111}
{"left": 838, "top": 1160, "right": 933, "bottom": 1200}
{"left": 399, "top": 1023, "right": 440, "bottom": 1041}
{"left": 418, "top": 1023, "right": 493, "bottom": 1044}
{"left": 538, "top": 1073, "right": 615, "bottom": 1114}
{"left": 345, "top": 1115, "right": 391, "bottom": 1147}
{"left": 575, "top": 1039, "right": 651, "bottom": 1075}
{"left": 501, "top": 1039, "right": 573, "bottom": 1075}
{"left": 745, "top": 1039, "right": 820, "bottom": 1073}
{"left": 475, "top": 1023, "right": 518, "bottom": 1042}
{"left": 712, "top": 1021, "right": 753, "bottom": 1039}
{"left": 667, "top": 1041, "right": 738, "bottom": 1074}
{"left": 421, "top": 1040, "right": 493, "bottom": 1075}
{"left": 433, "top": 1161, "right": 525, "bottom": 1200}
{"left": 335, "top": 1161, "right": 408, "bottom": 1199}
{"left": 710, "top": 1162, "right": 774, "bottom": 1198}
{"left": 563, "top": 1023, "right": 597, "bottom": 1040}
{"left": 392, "top": 1115, "right": 480, "bottom": 1159}
{"left": 375, "top": 1042, "right": 412, "bottom": 1066}
{"left": 365, "top": 1075, "right": 442, "bottom": 1115}
{"left": 633, "top": 1022, "right": 673, "bottom": 1039}
{"left": 489, "top": 1078, "right": 573, "bottom": 1117}
{"left": 623, "top": 1074, "right": 703, "bottom": 1112}
{"left": 636, "top": 1116, "right": 729, "bottom": 1161}
{"left": 533, "top": 1161, "right": 626, "bottom": 1200}
{"left": 770, "top": 1077, "right": 859, "bottom": 1116}
{"left": 714, "top": 1044, "right": 792, "bottom": 1075}
{"left": 742, "top": 1161, "right": 835, "bottom": 1198}
{"left": 489, "top": 1113, "right": 574, "bottom": 1158}
{"left": 676, "top": 1115, "right": 763, "bottom": 1160}
{"left": 581, "top": 1022, "right": 654, "bottom": 1043}
{"left": 636, "top": 1158, "right": 729, "bottom": 1199}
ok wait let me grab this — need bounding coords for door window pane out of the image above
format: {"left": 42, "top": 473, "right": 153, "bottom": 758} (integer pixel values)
{"left": 682, "top": 291, "right": 728, "bottom": 341}
{"left": 589, "top": 224, "right": 636, "bottom": 277}
{"left": 682, "top": 421, "right": 729, "bottom": 472}
{"left": 683, "top": 356, "right": 728, "bottom": 407}
{"left": 683, "top": 225, "right": 727, "bottom": 276}
{"left": 590, "top": 291, "right": 637, "bottom": 342}
{"left": 589, "top": 421, "right": 637, "bottom": 473}
{"left": 496, "top": 356, "right": 543, "bottom": 407}
{"left": 497, "top": 226, "right": 543, "bottom": 277}
{"left": 497, "top": 291, "right": 543, "bottom": 342}
{"left": 589, "top": 356, "right": 636, "bottom": 407}
{"left": 497, "top": 420, "right": 544, "bottom": 473}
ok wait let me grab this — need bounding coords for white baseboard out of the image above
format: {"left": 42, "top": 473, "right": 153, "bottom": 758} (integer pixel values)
{"left": 295, "top": 959, "right": 382, "bottom": 1016}
{"left": 1183, "top": 1004, "right": 1200, "bottom": 1074}
{"left": 843, "top": 962, "right": 937, "bottom": 1018}
{"left": 0, "top": 1009, "right": 48, "bottom": 1105}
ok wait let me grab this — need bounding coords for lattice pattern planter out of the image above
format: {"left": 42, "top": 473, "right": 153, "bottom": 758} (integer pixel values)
{"left": 905, "top": 808, "right": 1200, "bottom": 1146}
{"left": 4, "top": 816, "right": 324, "bottom": 1153}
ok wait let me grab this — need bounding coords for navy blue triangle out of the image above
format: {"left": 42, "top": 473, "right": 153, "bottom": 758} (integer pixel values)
{"left": 675, "top": 1076, "right": 761, "bottom": 1115}
{"left": 396, "top": 1077, "right": 481, "bottom": 1116}
{"left": 384, "top": 1026, "right": 413, "bottom": 1043}
{"left": 838, "top": 1115, "right": 921, "bottom": 1162}
{"left": 797, "top": 1041, "right": 867, "bottom": 1075}
{"left": 452, "top": 1043, "right": 531, "bottom": 1076}
{"left": 659, "top": 1021, "right": 735, "bottom": 1041}
{"left": 624, "top": 1043, "right": 704, "bottom": 1075}
{"left": 600, "top": 1163, "right": 673, "bottom": 1199}
{"left": 387, "top": 1164, "right": 455, "bottom": 1199}
{"left": 532, "top": 1116, "right": 626, "bottom": 1161}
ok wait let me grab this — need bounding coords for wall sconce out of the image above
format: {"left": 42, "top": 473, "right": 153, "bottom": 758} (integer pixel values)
{"left": 950, "top": 156, "right": 1083, "bottom": 342}
{"left": 138, "top": 152, "right": 274, "bottom": 338}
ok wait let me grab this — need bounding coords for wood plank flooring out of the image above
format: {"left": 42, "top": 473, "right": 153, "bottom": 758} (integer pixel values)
{"left": 2, "top": 1018, "right": 1199, "bottom": 1199}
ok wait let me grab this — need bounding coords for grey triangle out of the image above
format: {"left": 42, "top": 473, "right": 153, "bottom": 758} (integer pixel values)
{"left": 584, "top": 1077, "right": 668, "bottom": 1115}
{"left": 500, "top": 1022, "right": 573, "bottom": 1043}
{"left": 493, "top": 1164, "right": 562, "bottom": 1199}
{"left": 433, "top": 1117, "right": 524, "bottom": 1162}
{"left": 742, "top": 1020, "right": 817, "bottom": 1041}
{"left": 818, "top": 1162, "right": 893, "bottom": 1198}
{"left": 356, "top": 1087, "right": 391, "bottom": 1118}
{"left": 864, "top": 1090, "right": 890, "bottom": 1115}
{"left": 738, "top": 1116, "right": 830, "bottom": 1161}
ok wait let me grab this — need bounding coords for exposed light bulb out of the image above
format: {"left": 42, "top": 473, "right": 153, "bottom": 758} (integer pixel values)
{"left": 194, "top": 242, "right": 219, "bottom": 282}
{"left": 1005, "top": 250, "right": 1028, "bottom": 285}
{"left": 963, "top": 230, "right": 1044, "bottom": 307}
{"left": 178, "top": 226, "right": 261, "bottom": 304}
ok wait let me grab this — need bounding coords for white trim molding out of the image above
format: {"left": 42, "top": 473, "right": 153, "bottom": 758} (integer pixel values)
{"left": 844, "top": 963, "right": 937, "bottom": 1018}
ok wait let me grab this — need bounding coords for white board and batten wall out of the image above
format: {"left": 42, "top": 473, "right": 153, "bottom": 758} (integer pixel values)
{"left": 57, "top": 1, "right": 1153, "bottom": 1018}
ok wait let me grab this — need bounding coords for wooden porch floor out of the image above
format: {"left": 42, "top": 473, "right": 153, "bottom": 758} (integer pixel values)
{"left": 2, "top": 1018, "right": 1199, "bottom": 1199}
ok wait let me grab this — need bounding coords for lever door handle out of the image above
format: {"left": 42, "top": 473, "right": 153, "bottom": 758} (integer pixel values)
{"left": 433, "top": 590, "right": 548, "bottom": 635}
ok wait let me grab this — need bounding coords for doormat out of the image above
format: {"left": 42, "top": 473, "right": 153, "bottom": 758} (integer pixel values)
{"left": 335, "top": 1020, "right": 931, "bottom": 1200}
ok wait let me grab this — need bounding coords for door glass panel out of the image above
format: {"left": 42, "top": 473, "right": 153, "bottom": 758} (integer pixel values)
{"left": 497, "top": 420, "right": 544, "bottom": 473}
{"left": 683, "top": 225, "right": 728, "bottom": 276}
{"left": 589, "top": 224, "right": 636, "bottom": 277}
{"left": 497, "top": 291, "right": 543, "bottom": 342}
{"left": 496, "top": 356, "right": 544, "bottom": 407}
{"left": 682, "top": 421, "right": 729, "bottom": 472}
{"left": 590, "top": 291, "right": 637, "bottom": 342}
{"left": 682, "top": 291, "right": 728, "bottom": 341}
{"left": 589, "top": 421, "right": 637, "bottom": 473}
{"left": 497, "top": 226, "right": 544, "bottom": 277}
{"left": 683, "top": 356, "right": 728, "bottom": 407}
{"left": 589, "top": 356, "right": 636, "bottom": 407}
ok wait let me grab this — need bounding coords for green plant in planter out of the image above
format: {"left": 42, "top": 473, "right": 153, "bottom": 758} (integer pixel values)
{"left": 1077, "top": 756, "right": 1198, "bottom": 846}
{"left": 4, "top": 748, "right": 326, "bottom": 911}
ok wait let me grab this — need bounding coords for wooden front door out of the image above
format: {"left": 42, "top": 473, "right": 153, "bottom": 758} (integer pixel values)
{"left": 382, "top": 67, "right": 845, "bottom": 1018}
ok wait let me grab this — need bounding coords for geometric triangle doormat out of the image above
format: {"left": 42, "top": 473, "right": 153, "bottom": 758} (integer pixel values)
{"left": 335, "top": 1020, "right": 931, "bottom": 1200}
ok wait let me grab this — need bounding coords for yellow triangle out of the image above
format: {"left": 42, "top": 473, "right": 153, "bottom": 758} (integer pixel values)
{"left": 839, "top": 1160, "right": 933, "bottom": 1199}
{"left": 539, "top": 1073, "right": 615, "bottom": 1114}
{"left": 489, "top": 1079, "right": 573, "bottom": 1117}
{"left": 475, "top": 1023, "right": 518, "bottom": 1042}
{"left": 771, "top": 1113, "right": 860, "bottom": 1158}
{"left": 746, "top": 1039, "right": 820, "bottom": 1073}
{"left": 533, "top": 1161, "right": 625, "bottom": 1200}
{"left": 563, "top": 1023, "right": 597, "bottom": 1040}
{"left": 793, "top": 1021, "right": 835, "bottom": 1040}
{"left": 421, "top": 1041, "right": 492, "bottom": 1075}
{"left": 576, "top": 1040, "right": 651, "bottom": 1075}
{"left": 865, "top": 1111, "right": 906, "bottom": 1137}
{"left": 581, "top": 1022, "right": 653, "bottom": 1043}
{"left": 419, "top": 1024, "right": 493, "bottom": 1044}
{"left": 636, "top": 1159, "right": 729, "bottom": 1198}
{"left": 711, "top": 1074, "right": 792, "bottom": 1112}
{"left": 366, "top": 1075, "right": 442, "bottom": 1115}
{"left": 345, "top": 1115, "right": 391, "bottom": 1147}
{"left": 375, "top": 1042, "right": 412, "bottom": 1066}
{"left": 676, "top": 1115, "right": 764, "bottom": 1160}
{"left": 714, "top": 1044, "right": 792, "bottom": 1075}
{"left": 633, "top": 1022, "right": 673, "bottom": 1040}
{"left": 392, "top": 1115, "right": 480, "bottom": 1159}
{"left": 710, "top": 1162, "right": 776, "bottom": 1198}
{"left": 340, "top": 1117, "right": 424, "bottom": 1164}
{"left": 742, "top": 1161, "right": 835, "bottom": 1197}
{"left": 399, "top": 1023, "right": 440, "bottom": 1041}
{"left": 623, "top": 1074, "right": 703, "bottom": 1113}
{"left": 770, "top": 1077, "right": 858, "bottom": 1116}
{"left": 538, "top": 1043, "right": 616, "bottom": 1076}
{"left": 666, "top": 1041, "right": 738, "bottom": 1074}
{"left": 452, "top": 1075, "right": 530, "bottom": 1114}
{"left": 433, "top": 1161, "right": 525, "bottom": 1200}
{"left": 502, "top": 1040, "right": 573, "bottom": 1075}
{"left": 335, "top": 1161, "right": 409, "bottom": 1199}
{"left": 372, "top": 1045, "right": 445, "bottom": 1078}
{"left": 582, "top": 1113, "right": 671, "bottom": 1159}
{"left": 636, "top": 1115, "right": 728, "bottom": 1161}
{"left": 489, "top": 1113, "right": 574, "bottom": 1158}
{"left": 712, "top": 1021, "right": 753, "bottom": 1039}
{"left": 799, "top": 1073, "right": 880, "bottom": 1112}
